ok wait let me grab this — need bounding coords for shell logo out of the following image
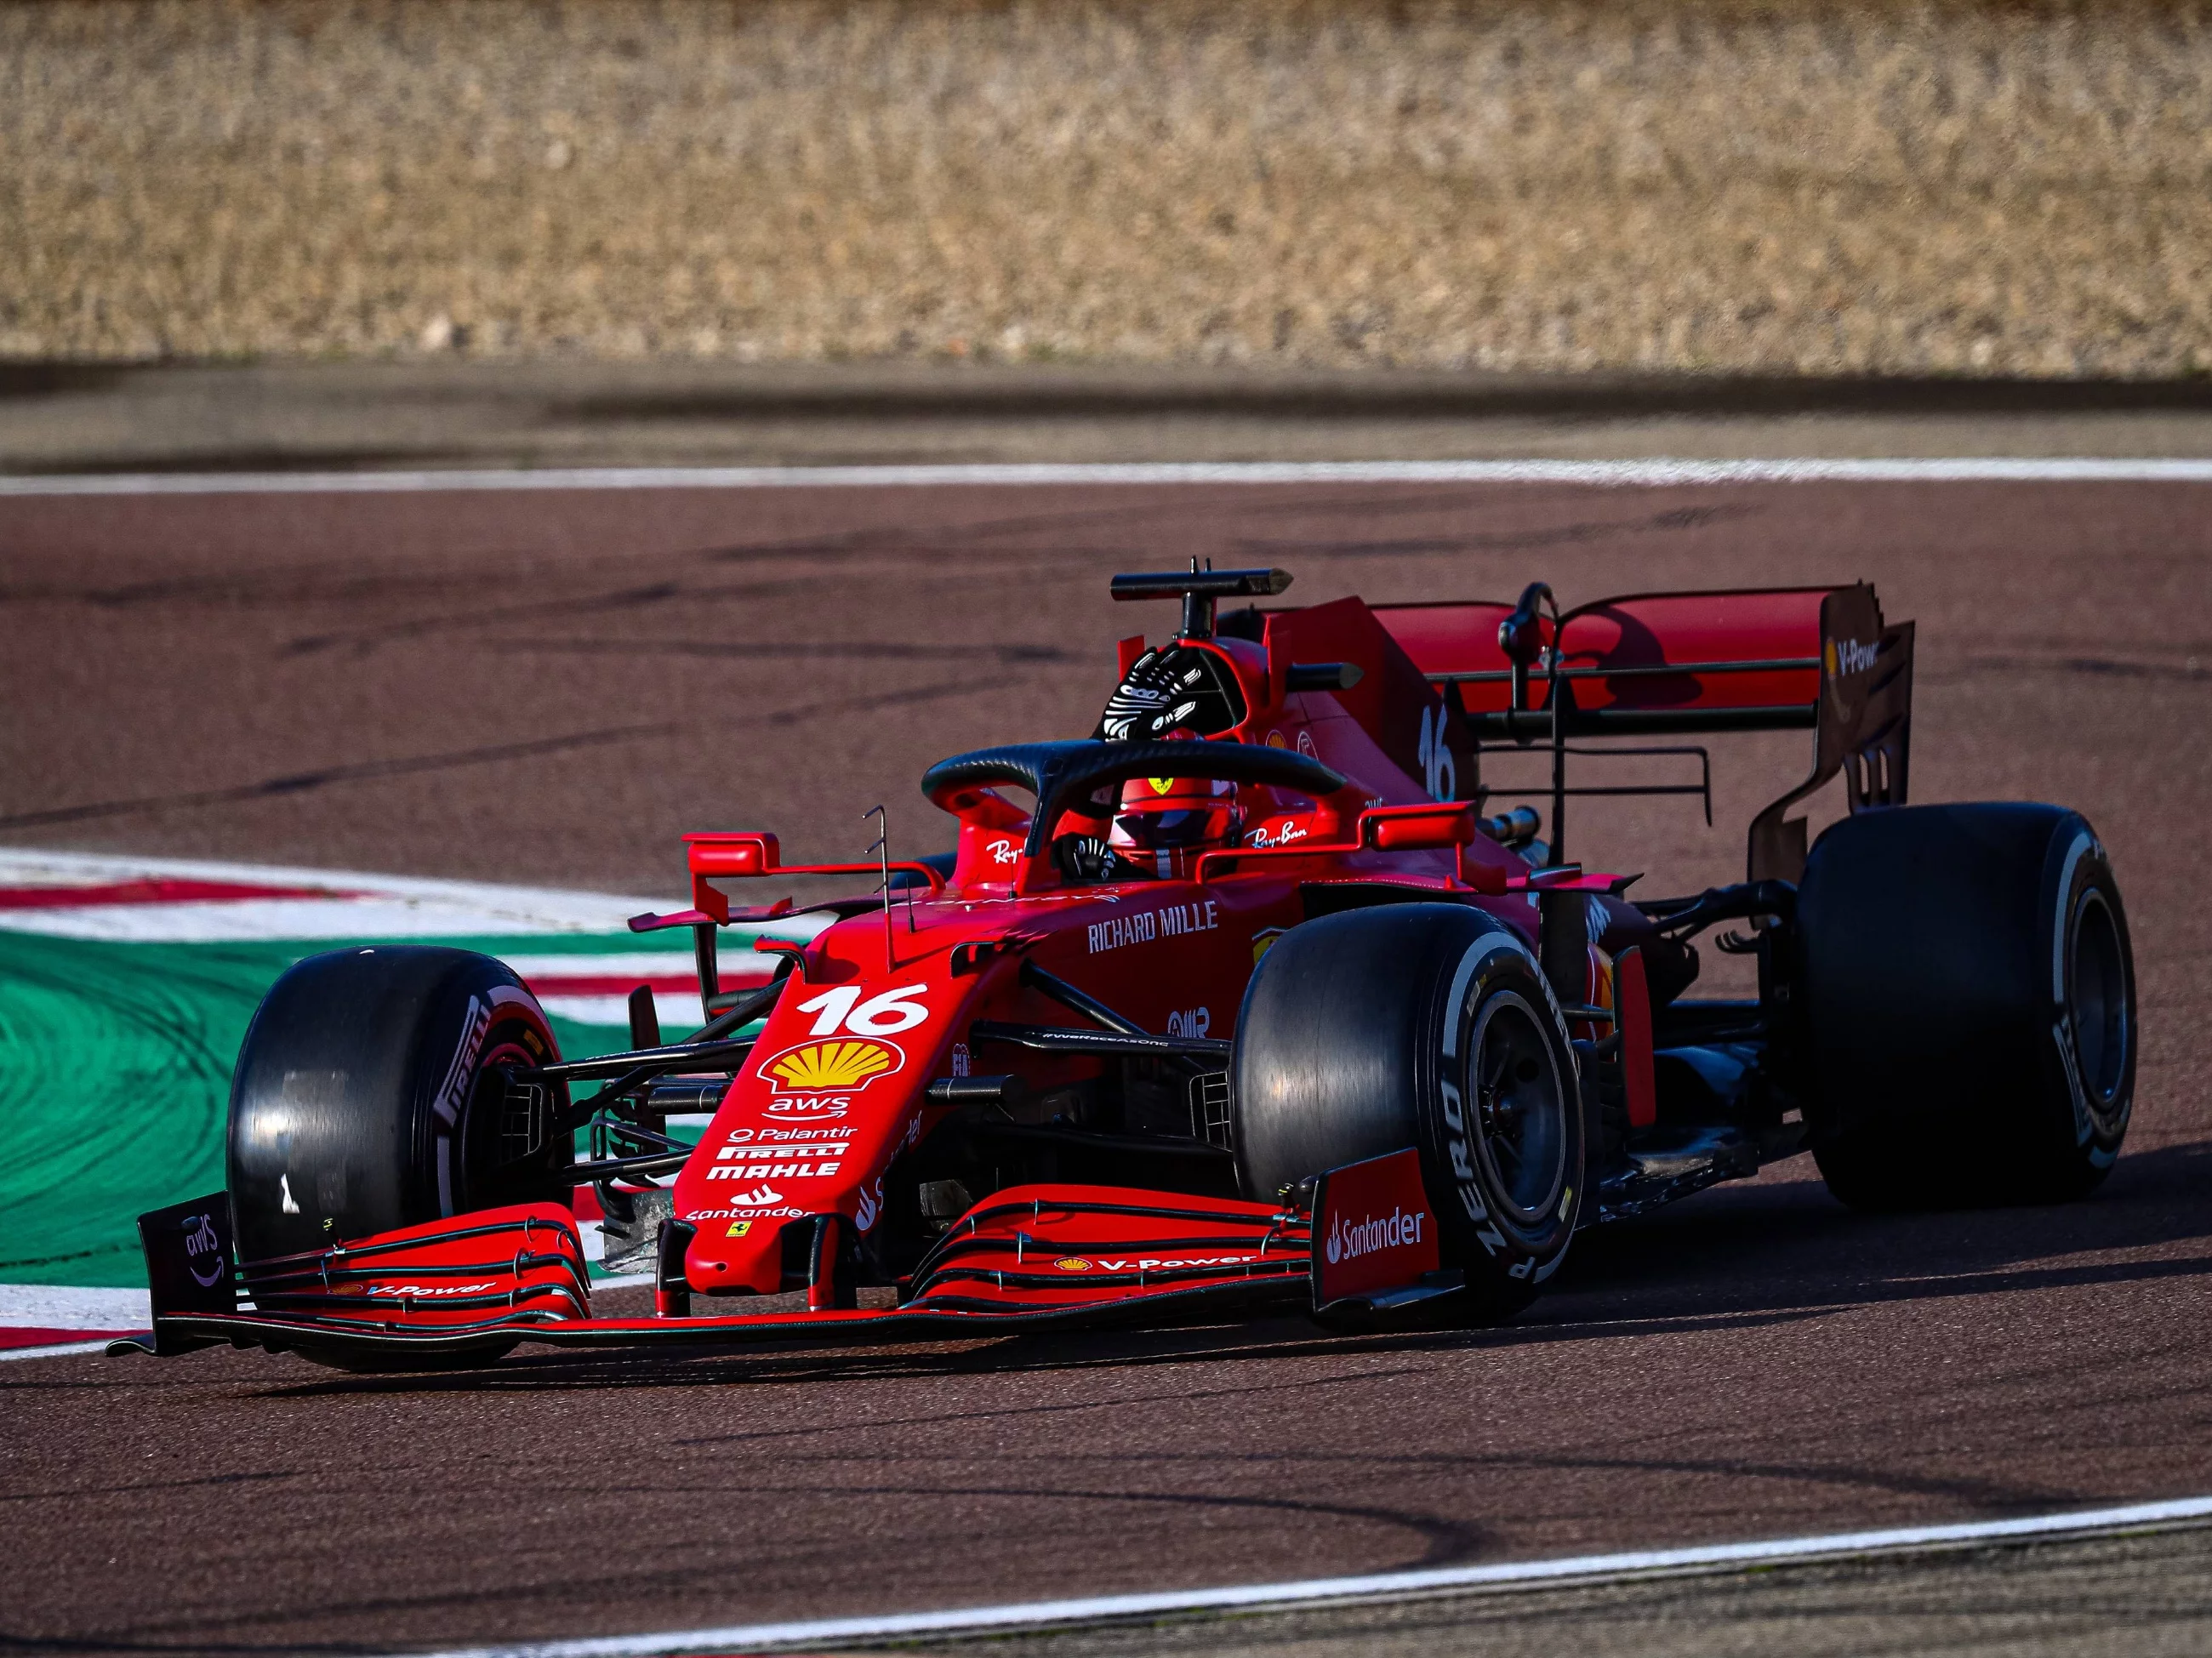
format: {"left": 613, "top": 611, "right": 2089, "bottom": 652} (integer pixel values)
{"left": 761, "top": 1040, "right": 902, "bottom": 1093}
{"left": 1822, "top": 639, "right": 1839, "bottom": 678}
{"left": 1054, "top": 1256, "right": 1093, "bottom": 1273}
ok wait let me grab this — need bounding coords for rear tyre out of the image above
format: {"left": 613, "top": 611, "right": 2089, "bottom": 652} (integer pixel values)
{"left": 227, "top": 946, "right": 571, "bottom": 1264}
{"left": 1234, "top": 904, "right": 1584, "bottom": 1320}
{"left": 1799, "top": 803, "right": 2134, "bottom": 1209}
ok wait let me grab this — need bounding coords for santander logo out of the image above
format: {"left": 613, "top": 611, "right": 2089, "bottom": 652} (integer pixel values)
{"left": 1325, "top": 1205, "right": 1427, "bottom": 1266}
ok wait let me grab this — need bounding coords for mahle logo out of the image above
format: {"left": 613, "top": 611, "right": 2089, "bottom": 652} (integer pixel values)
{"left": 759, "top": 1039, "right": 903, "bottom": 1093}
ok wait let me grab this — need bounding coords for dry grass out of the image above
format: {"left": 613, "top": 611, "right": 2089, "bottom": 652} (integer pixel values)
{"left": 3, "top": 0, "right": 2209, "bottom": 373}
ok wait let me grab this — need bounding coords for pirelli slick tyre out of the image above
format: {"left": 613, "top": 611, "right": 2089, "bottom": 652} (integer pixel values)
{"left": 226, "top": 946, "right": 572, "bottom": 1266}
{"left": 1234, "top": 903, "right": 1584, "bottom": 1320}
{"left": 1799, "top": 803, "right": 2135, "bottom": 1209}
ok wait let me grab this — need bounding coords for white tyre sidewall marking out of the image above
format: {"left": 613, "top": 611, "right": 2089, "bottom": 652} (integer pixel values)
{"left": 2047, "top": 826, "right": 2120, "bottom": 1151}
{"left": 1437, "top": 930, "right": 1578, "bottom": 1273}
{"left": 435, "top": 982, "right": 555, "bottom": 1217}
{"left": 2050, "top": 826, "right": 2130, "bottom": 1160}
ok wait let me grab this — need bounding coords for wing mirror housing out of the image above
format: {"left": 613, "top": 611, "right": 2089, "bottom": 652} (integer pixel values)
{"left": 1355, "top": 801, "right": 1515, "bottom": 894}
{"left": 1357, "top": 801, "right": 1475, "bottom": 852}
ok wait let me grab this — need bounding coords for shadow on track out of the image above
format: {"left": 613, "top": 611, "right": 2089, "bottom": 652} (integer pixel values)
{"left": 248, "top": 1139, "right": 2212, "bottom": 1403}
{"left": 1554, "top": 1137, "right": 2212, "bottom": 1319}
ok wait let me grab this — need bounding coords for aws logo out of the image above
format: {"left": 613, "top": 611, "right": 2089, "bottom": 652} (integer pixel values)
{"left": 758, "top": 1039, "right": 904, "bottom": 1094}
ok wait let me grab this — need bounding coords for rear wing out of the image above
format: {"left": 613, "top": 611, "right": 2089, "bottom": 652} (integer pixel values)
{"left": 1372, "top": 585, "right": 1913, "bottom": 880}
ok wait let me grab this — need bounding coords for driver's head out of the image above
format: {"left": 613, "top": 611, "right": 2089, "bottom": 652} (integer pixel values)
{"left": 1108, "top": 772, "right": 1242, "bottom": 879}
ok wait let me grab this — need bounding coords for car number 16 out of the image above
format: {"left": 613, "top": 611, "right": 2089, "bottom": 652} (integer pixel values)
{"left": 795, "top": 984, "right": 932, "bottom": 1036}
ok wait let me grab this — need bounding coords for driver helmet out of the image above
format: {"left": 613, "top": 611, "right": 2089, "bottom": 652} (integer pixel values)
{"left": 1109, "top": 772, "right": 1243, "bottom": 879}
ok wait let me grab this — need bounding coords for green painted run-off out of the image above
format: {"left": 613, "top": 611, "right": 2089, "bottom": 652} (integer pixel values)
{"left": 0, "top": 932, "right": 680, "bottom": 1286}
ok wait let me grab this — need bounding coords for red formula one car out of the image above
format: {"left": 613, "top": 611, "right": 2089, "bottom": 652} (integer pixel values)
{"left": 126, "top": 567, "right": 2136, "bottom": 1367}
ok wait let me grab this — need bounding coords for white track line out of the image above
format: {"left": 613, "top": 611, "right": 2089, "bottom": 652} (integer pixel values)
{"left": 0, "top": 1339, "right": 128, "bottom": 1363}
{"left": 0, "top": 1285, "right": 152, "bottom": 1326}
{"left": 0, "top": 1287, "right": 151, "bottom": 1365}
{"left": 5, "top": 459, "right": 2212, "bottom": 496}
{"left": 0, "top": 848, "right": 663, "bottom": 937}
{"left": 405, "top": 1495, "right": 2212, "bottom": 1658}
{"left": 0, "top": 849, "right": 835, "bottom": 949}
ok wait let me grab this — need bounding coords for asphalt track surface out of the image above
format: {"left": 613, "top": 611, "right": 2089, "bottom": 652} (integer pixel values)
{"left": 933, "top": 1524, "right": 2212, "bottom": 1657}
{"left": 3, "top": 473, "right": 2210, "bottom": 1654}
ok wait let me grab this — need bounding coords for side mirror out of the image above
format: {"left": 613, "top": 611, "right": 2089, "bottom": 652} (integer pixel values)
{"left": 1357, "top": 801, "right": 1475, "bottom": 852}
{"left": 1357, "top": 801, "right": 1515, "bottom": 894}
{"left": 686, "top": 831, "right": 784, "bottom": 920}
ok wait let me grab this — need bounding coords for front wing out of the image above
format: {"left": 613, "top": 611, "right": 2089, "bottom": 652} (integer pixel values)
{"left": 117, "top": 1154, "right": 1457, "bottom": 1365}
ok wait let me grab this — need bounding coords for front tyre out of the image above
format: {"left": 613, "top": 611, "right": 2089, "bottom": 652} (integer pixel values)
{"left": 1234, "top": 904, "right": 1583, "bottom": 1320}
{"left": 226, "top": 946, "right": 571, "bottom": 1264}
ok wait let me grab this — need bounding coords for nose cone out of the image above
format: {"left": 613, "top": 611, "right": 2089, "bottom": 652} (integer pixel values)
{"left": 672, "top": 909, "right": 972, "bottom": 1294}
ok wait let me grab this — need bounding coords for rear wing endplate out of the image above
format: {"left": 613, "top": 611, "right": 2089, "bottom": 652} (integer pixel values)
{"left": 1747, "top": 587, "right": 1913, "bottom": 881}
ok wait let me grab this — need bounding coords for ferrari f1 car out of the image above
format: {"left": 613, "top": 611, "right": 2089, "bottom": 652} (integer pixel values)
{"left": 125, "top": 567, "right": 2135, "bottom": 1367}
